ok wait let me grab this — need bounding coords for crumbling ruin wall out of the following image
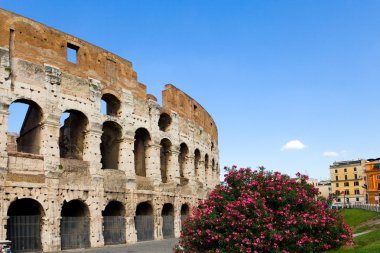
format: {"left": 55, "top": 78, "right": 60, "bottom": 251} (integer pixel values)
{"left": 0, "top": 8, "right": 220, "bottom": 251}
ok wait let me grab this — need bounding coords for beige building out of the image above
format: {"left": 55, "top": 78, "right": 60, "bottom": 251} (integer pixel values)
{"left": 316, "top": 180, "right": 332, "bottom": 199}
{"left": 0, "top": 9, "right": 220, "bottom": 252}
{"left": 330, "top": 160, "right": 366, "bottom": 205}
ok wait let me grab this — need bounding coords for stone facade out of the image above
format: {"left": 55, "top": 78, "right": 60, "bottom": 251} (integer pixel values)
{"left": 0, "top": 9, "right": 219, "bottom": 251}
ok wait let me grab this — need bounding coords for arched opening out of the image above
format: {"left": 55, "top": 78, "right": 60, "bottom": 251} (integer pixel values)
{"left": 135, "top": 202, "right": 154, "bottom": 241}
{"left": 60, "top": 200, "right": 90, "bottom": 250}
{"left": 179, "top": 143, "right": 189, "bottom": 179}
{"left": 101, "top": 93, "right": 121, "bottom": 116}
{"left": 59, "top": 110, "right": 88, "bottom": 160}
{"left": 161, "top": 203, "right": 174, "bottom": 239}
{"left": 100, "top": 121, "right": 122, "bottom": 170}
{"left": 212, "top": 158, "right": 216, "bottom": 179}
{"left": 102, "top": 201, "right": 126, "bottom": 245}
{"left": 194, "top": 149, "right": 201, "bottom": 179}
{"left": 180, "top": 204, "right": 190, "bottom": 224}
{"left": 8, "top": 100, "right": 43, "bottom": 154}
{"left": 158, "top": 113, "right": 172, "bottom": 131}
{"left": 160, "top": 138, "right": 172, "bottom": 183}
{"left": 7, "top": 198, "right": 44, "bottom": 252}
{"left": 205, "top": 154, "right": 209, "bottom": 182}
{"left": 134, "top": 128, "right": 151, "bottom": 177}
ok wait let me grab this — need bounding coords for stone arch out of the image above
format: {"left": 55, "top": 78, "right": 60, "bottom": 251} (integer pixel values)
{"left": 102, "top": 200, "right": 126, "bottom": 245}
{"left": 135, "top": 201, "right": 154, "bottom": 241}
{"left": 6, "top": 198, "right": 45, "bottom": 252}
{"left": 60, "top": 199, "right": 90, "bottom": 250}
{"left": 100, "top": 121, "right": 122, "bottom": 170}
{"left": 101, "top": 93, "right": 121, "bottom": 116}
{"left": 158, "top": 113, "right": 172, "bottom": 131}
{"left": 134, "top": 128, "right": 151, "bottom": 177}
{"left": 59, "top": 110, "right": 89, "bottom": 160}
{"left": 179, "top": 143, "right": 189, "bottom": 180}
{"left": 205, "top": 153, "right": 209, "bottom": 182}
{"left": 180, "top": 203, "right": 190, "bottom": 223}
{"left": 194, "top": 149, "right": 201, "bottom": 179}
{"left": 160, "top": 138, "right": 172, "bottom": 183}
{"left": 161, "top": 203, "right": 175, "bottom": 239}
{"left": 212, "top": 158, "right": 216, "bottom": 179}
{"left": 8, "top": 99, "right": 43, "bottom": 154}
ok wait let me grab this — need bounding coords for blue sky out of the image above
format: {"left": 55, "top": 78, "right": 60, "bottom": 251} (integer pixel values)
{"left": 2, "top": 0, "right": 380, "bottom": 180}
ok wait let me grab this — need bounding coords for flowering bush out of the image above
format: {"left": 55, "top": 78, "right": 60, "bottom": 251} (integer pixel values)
{"left": 176, "top": 166, "right": 352, "bottom": 253}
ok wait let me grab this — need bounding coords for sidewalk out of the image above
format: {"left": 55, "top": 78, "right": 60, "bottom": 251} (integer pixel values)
{"left": 56, "top": 239, "right": 178, "bottom": 253}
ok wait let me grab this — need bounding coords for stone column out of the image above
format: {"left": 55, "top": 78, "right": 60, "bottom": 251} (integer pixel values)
{"left": 123, "top": 135, "right": 136, "bottom": 189}
{"left": 146, "top": 143, "right": 161, "bottom": 185}
{"left": 41, "top": 115, "right": 61, "bottom": 175}
{"left": 168, "top": 148, "right": 180, "bottom": 184}
{"left": 155, "top": 215, "right": 163, "bottom": 240}
{"left": 83, "top": 123, "right": 103, "bottom": 176}
{"left": 198, "top": 160, "right": 205, "bottom": 185}
{"left": 125, "top": 216, "right": 137, "bottom": 243}
{"left": 0, "top": 103, "right": 9, "bottom": 170}
{"left": 88, "top": 194, "right": 104, "bottom": 248}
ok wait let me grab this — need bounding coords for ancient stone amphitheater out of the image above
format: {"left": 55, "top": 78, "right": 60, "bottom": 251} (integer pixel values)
{"left": 0, "top": 9, "right": 219, "bottom": 252}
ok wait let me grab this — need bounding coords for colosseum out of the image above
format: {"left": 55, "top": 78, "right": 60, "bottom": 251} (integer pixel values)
{"left": 0, "top": 8, "right": 219, "bottom": 252}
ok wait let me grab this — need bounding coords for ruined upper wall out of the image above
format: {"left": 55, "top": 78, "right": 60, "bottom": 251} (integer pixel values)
{"left": 0, "top": 8, "right": 218, "bottom": 143}
{"left": 0, "top": 8, "right": 146, "bottom": 98}
{"left": 162, "top": 84, "right": 218, "bottom": 143}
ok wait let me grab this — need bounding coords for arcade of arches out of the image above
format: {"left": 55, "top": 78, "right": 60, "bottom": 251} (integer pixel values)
{"left": 0, "top": 8, "right": 219, "bottom": 252}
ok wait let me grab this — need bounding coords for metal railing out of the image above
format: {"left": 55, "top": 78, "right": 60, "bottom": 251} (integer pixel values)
{"left": 351, "top": 203, "right": 380, "bottom": 213}
{"left": 7, "top": 215, "right": 41, "bottom": 252}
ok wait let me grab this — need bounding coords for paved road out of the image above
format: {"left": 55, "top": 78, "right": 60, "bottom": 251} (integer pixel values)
{"left": 58, "top": 239, "right": 179, "bottom": 253}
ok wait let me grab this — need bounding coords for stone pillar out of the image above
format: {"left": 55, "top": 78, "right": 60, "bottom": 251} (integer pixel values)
{"left": 83, "top": 123, "right": 103, "bottom": 176}
{"left": 43, "top": 180, "right": 61, "bottom": 251}
{"left": 198, "top": 160, "right": 205, "bottom": 185}
{"left": 168, "top": 149, "right": 180, "bottom": 184}
{"left": 0, "top": 103, "right": 9, "bottom": 170}
{"left": 123, "top": 135, "right": 136, "bottom": 189}
{"left": 88, "top": 191, "right": 104, "bottom": 248}
{"left": 146, "top": 143, "right": 161, "bottom": 185}
{"left": 155, "top": 215, "right": 163, "bottom": 240}
{"left": 186, "top": 155, "right": 195, "bottom": 179}
{"left": 174, "top": 203, "right": 181, "bottom": 238}
{"left": 125, "top": 216, "right": 137, "bottom": 243}
{"left": 41, "top": 115, "right": 61, "bottom": 174}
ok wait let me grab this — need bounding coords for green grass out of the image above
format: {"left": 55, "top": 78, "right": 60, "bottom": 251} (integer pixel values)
{"left": 327, "top": 208, "right": 380, "bottom": 252}
{"left": 339, "top": 209, "right": 379, "bottom": 229}
{"left": 330, "top": 229, "right": 380, "bottom": 253}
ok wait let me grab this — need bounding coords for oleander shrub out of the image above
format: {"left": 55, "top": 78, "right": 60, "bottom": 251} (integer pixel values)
{"left": 176, "top": 166, "right": 352, "bottom": 253}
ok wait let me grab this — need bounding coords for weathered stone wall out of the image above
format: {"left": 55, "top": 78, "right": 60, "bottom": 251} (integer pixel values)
{"left": 0, "top": 8, "right": 219, "bottom": 251}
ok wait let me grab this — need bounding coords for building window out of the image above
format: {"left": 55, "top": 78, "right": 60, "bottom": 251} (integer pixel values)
{"left": 335, "top": 190, "right": 340, "bottom": 195}
{"left": 335, "top": 169, "right": 338, "bottom": 173}
{"left": 354, "top": 167, "right": 357, "bottom": 172}
{"left": 336, "top": 183, "right": 339, "bottom": 187}
{"left": 344, "top": 168, "right": 347, "bottom": 173}
{"left": 354, "top": 174, "right": 358, "bottom": 179}
{"left": 337, "top": 198, "right": 341, "bottom": 202}
{"left": 377, "top": 175, "right": 380, "bottom": 180}
{"left": 345, "top": 190, "right": 349, "bottom": 195}
{"left": 345, "top": 175, "right": 348, "bottom": 180}
{"left": 356, "top": 197, "right": 359, "bottom": 202}
{"left": 354, "top": 189, "right": 359, "bottom": 195}
{"left": 67, "top": 43, "right": 79, "bottom": 64}
{"left": 378, "top": 183, "right": 380, "bottom": 190}
{"left": 354, "top": 181, "right": 359, "bottom": 186}
{"left": 344, "top": 182, "right": 349, "bottom": 187}
{"left": 336, "top": 176, "right": 339, "bottom": 181}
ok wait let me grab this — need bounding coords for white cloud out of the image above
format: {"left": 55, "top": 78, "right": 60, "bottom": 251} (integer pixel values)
{"left": 281, "top": 140, "right": 306, "bottom": 151}
{"left": 323, "top": 151, "right": 339, "bottom": 157}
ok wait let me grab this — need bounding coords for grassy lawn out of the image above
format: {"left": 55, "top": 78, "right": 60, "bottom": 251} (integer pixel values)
{"left": 327, "top": 208, "right": 380, "bottom": 252}
{"left": 339, "top": 208, "right": 379, "bottom": 229}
